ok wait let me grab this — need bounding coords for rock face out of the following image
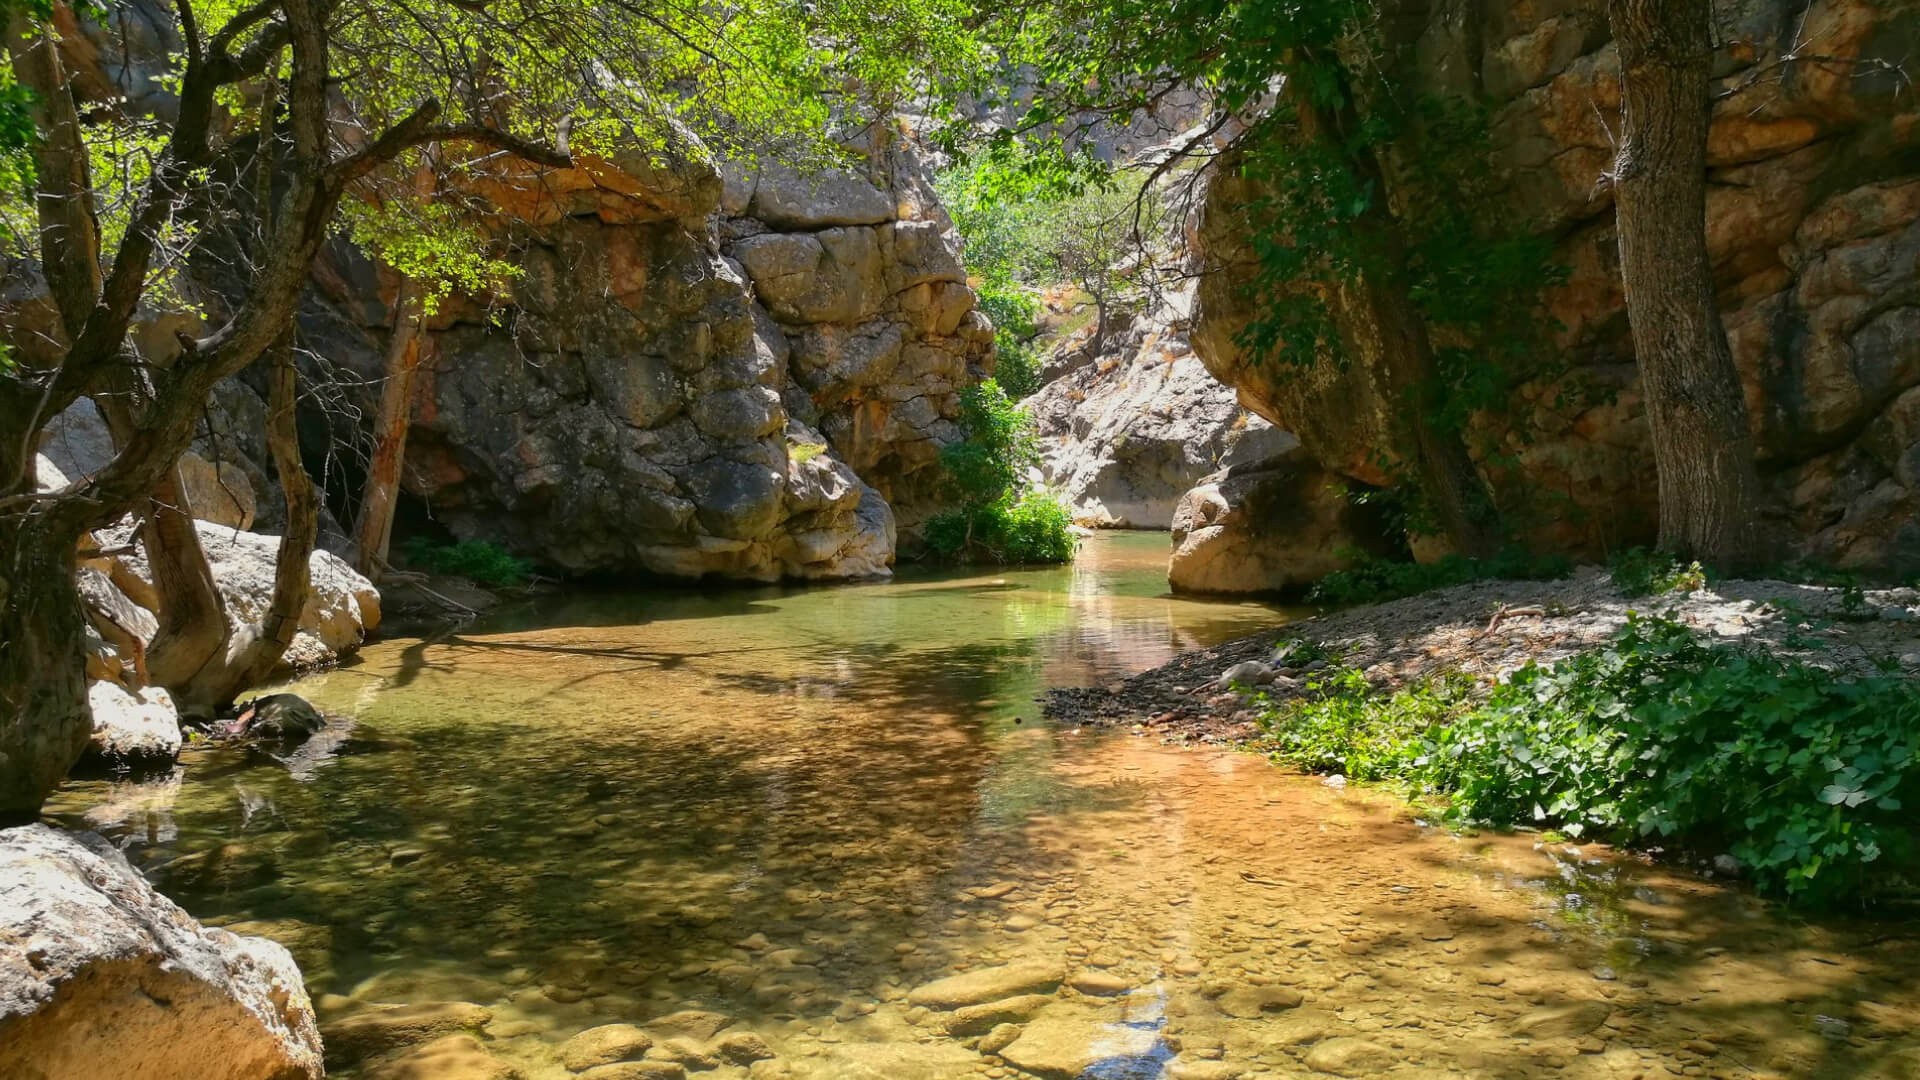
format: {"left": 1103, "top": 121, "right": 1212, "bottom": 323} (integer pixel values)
{"left": 304, "top": 126, "right": 986, "bottom": 581}
{"left": 1168, "top": 452, "right": 1402, "bottom": 595}
{"left": 0, "top": 824, "right": 323, "bottom": 1080}
{"left": 1027, "top": 293, "right": 1297, "bottom": 528}
{"left": 1193, "top": 0, "right": 1920, "bottom": 572}
{"left": 721, "top": 132, "right": 995, "bottom": 536}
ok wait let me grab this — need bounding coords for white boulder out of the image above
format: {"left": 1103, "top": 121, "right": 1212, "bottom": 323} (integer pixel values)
{"left": 85, "top": 680, "right": 182, "bottom": 763}
{"left": 0, "top": 824, "right": 323, "bottom": 1080}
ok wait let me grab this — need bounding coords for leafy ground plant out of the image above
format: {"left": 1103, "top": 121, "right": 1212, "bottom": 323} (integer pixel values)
{"left": 1253, "top": 667, "right": 1468, "bottom": 781}
{"left": 1254, "top": 616, "right": 1920, "bottom": 907}
{"left": 1607, "top": 547, "right": 1708, "bottom": 596}
{"left": 1308, "top": 548, "right": 1572, "bottom": 606}
{"left": 402, "top": 537, "right": 533, "bottom": 589}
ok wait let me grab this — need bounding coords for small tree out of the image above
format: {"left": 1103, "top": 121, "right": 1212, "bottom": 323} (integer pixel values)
{"left": 1027, "top": 177, "right": 1154, "bottom": 354}
{"left": 925, "top": 380, "right": 1076, "bottom": 564}
{"left": 937, "top": 155, "right": 1165, "bottom": 390}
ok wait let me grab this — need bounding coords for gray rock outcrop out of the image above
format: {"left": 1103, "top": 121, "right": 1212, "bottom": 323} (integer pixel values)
{"left": 96, "top": 517, "right": 381, "bottom": 671}
{"left": 84, "top": 681, "right": 182, "bottom": 764}
{"left": 1026, "top": 292, "right": 1296, "bottom": 528}
{"left": 1168, "top": 452, "right": 1402, "bottom": 595}
{"left": 302, "top": 127, "right": 985, "bottom": 581}
{"left": 0, "top": 824, "right": 323, "bottom": 1080}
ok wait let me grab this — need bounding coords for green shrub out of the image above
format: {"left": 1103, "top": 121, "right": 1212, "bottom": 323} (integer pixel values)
{"left": 1309, "top": 548, "right": 1572, "bottom": 606}
{"left": 1252, "top": 616, "right": 1920, "bottom": 906}
{"left": 1425, "top": 616, "right": 1920, "bottom": 904}
{"left": 977, "top": 283, "right": 1043, "bottom": 399}
{"left": 925, "top": 488, "right": 1077, "bottom": 565}
{"left": 998, "top": 488, "right": 1077, "bottom": 563}
{"left": 1254, "top": 667, "right": 1467, "bottom": 782}
{"left": 1607, "top": 547, "right": 1708, "bottom": 596}
{"left": 401, "top": 537, "right": 532, "bottom": 588}
{"left": 924, "top": 380, "right": 1076, "bottom": 565}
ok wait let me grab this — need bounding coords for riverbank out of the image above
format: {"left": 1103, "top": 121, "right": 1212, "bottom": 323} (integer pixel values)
{"left": 1045, "top": 568, "right": 1920, "bottom": 744}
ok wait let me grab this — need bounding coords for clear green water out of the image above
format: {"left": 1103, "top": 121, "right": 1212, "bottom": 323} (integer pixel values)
{"left": 46, "top": 533, "right": 1920, "bottom": 1079}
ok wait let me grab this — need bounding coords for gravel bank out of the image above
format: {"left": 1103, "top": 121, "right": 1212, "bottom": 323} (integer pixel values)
{"left": 1045, "top": 569, "right": 1920, "bottom": 744}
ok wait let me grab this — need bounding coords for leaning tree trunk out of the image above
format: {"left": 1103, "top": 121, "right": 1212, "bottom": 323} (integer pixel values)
{"left": 176, "top": 334, "right": 316, "bottom": 707}
{"left": 1608, "top": 0, "right": 1768, "bottom": 570}
{"left": 353, "top": 278, "right": 426, "bottom": 578}
{"left": 94, "top": 398, "right": 233, "bottom": 689}
{"left": 0, "top": 505, "right": 92, "bottom": 822}
{"left": 1291, "top": 74, "right": 1502, "bottom": 559}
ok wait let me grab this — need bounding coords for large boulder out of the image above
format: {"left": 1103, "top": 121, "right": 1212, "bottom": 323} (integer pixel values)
{"left": 1027, "top": 292, "right": 1298, "bottom": 528}
{"left": 101, "top": 519, "right": 381, "bottom": 668}
{"left": 0, "top": 824, "right": 322, "bottom": 1080}
{"left": 995, "top": 1008, "right": 1162, "bottom": 1079}
{"left": 84, "top": 680, "right": 182, "bottom": 764}
{"left": 175, "top": 451, "right": 257, "bottom": 531}
{"left": 1168, "top": 453, "right": 1401, "bottom": 595}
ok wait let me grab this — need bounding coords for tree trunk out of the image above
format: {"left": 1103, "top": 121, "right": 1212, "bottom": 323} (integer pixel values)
{"left": 1291, "top": 76, "right": 1501, "bottom": 558}
{"left": 92, "top": 397, "right": 233, "bottom": 690}
{"left": 1608, "top": 0, "right": 1768, "bottom": 570}
{"left": 4, "top": 11, "right": 101, "bottom": 341}
{"left": 353, "top": 279, "right": 426, "bottom": 578}
{"left": 1330, "top": 267, "right": 1499, "bottom": 559}
{"left": 177, "top": 333, "right": 315, "bottom": 706}
{"left": 0, "top": 507, "right": 92, "bottom": 822}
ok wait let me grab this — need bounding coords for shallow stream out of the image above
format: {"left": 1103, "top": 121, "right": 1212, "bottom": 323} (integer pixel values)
{"left": 49, "top": 533, "right": 1920, "bottom": 1079}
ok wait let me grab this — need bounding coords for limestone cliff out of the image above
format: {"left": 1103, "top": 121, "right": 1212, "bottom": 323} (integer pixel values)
{"left": 1025, "top": 291, "right": 1295, "bottom": 528}
{"left": 1192, "top": 0, "right": 1920, "bottom": 572}
{"left": 302, "top": 128, "right": 989, "bottom": 581}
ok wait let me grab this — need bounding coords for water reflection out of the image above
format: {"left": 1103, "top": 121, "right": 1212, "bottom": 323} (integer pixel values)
{"left": 43, "top": 533, "right": 1920, "bottom": 1079}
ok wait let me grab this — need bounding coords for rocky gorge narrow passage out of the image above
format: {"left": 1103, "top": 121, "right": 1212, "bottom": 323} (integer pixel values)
{"left": 40, "top": 535, "right": 1920, "bottom": 1080}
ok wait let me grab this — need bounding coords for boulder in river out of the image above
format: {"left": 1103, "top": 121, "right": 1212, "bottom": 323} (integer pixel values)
{"left": 996, "top": 1008, "right": 1163, "bottom": 1079}
{"left": 1168, "top": 452, "right": 1400, "bottom": 596}
{"left": 237, "top": 693, "right": 328, "bottom": 741}
{"left": 561, "top": 1022, "right": 655, "bottom": 1070}
{"left": 906, "top": 962, "right": 1064, "bottom": 1009}
{"left": 319, "top": 1000, "right": 494, "bottom": 1066}
{"left": 84, "top": 679, "right": 182, "bottom": 764}
{"left": 359, "top": 1033, "right": 521, "bottom": 1080}
{"left": 0, "top": 824, "right": 322, "bottom": 1080}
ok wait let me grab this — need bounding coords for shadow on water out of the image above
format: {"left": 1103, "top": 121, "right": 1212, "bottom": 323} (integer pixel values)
{"left": 42, "top": 533, "right": 1920, "bottom": 1079}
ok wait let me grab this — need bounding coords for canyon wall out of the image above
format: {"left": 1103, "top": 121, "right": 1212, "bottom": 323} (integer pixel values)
{"left": 303, "top": 129, "right": 990, "bottom": 582}
{"left": 1193, "top": 0, "right": 1920, "bottom": 572}
{"left": 1026, "top": 292, "right": 1295, "bottom": 529}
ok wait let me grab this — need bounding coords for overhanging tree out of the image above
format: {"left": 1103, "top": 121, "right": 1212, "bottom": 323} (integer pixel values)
{"left": 0, "top": 0, "right": 981, "bottom": 817}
